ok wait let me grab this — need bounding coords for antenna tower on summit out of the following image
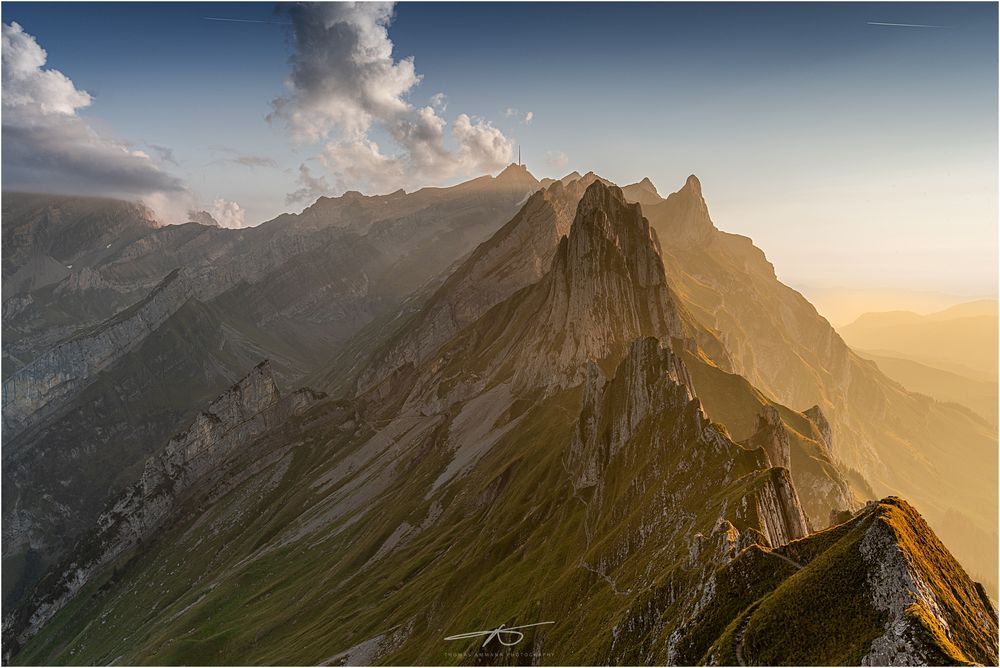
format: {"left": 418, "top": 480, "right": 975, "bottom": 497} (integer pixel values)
{"left": 518, "top": 145, "right": 521, "bottom": 166}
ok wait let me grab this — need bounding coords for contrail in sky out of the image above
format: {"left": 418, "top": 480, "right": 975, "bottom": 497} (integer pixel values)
{"left": 204, "top": 17, "right": 291, "bottom": 25}
{"left": 866, "top": 21, "right": 948, "bottom": 28}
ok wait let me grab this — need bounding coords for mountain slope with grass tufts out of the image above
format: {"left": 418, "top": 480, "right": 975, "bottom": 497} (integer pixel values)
{"left": 7, "top": 181, "right": 995, "bottom": 666}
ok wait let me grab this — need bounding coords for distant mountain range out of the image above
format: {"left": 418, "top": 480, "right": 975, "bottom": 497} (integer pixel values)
{"left": 2, "top": 169, "right": 996, "bottom": 665}
{"left": 840, "top": 300, "right": 998, "bottom": 382}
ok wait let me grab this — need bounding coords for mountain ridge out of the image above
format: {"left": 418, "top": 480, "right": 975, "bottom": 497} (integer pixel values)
{"left": 7, "top": 173, "right": 996, "bottom": 666}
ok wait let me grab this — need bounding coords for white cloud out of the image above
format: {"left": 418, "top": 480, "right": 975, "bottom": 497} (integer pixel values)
{"left": 209, "top": 198, "right": 247, "bottom": 229}
{"left": 429, "top": 92, "right": 447, "bottom": 111}
{"left": 268, "top": 2, "right": 418, "bottom": 143}
{"left": 503, "top": 107, "right": 533, "bottom": 124}
{"left": 453, "top": 114, "right": 513, "bottom": 174}
{"left": 545, "top": 150, "right": 569, "bottom": 171}
{"left": 1, "top": 22, "right": 186, "bottom": 214}
{"left": 286, "top": 163, "right": 332, "bottom": 205}
{"left": 271, "top": 3, "right": 514, "bottom": 198}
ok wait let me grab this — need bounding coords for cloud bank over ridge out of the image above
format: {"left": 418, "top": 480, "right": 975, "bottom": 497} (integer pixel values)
{"left": 1, "top": 22, "right": 185, "bottom": 207}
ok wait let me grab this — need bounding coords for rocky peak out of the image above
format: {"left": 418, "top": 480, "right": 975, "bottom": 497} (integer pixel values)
{"left": 683, "top": 173, "right": 702, "bottom": 196}
{"left": 391, "top": 180, "right": 692, "bottom": 411}
{"left": 509, "top": 181, "right": 687, "bottom": 389}
{"left": 493, "top": 162, "right": 539, "bottom": 190}
{"left": 560, "top": 170, "right": 583, "bottom": 184}
{"left": 804, "top": 404, "right": 833, "bottom": 452}
{"left": 744, "top": 405, "right": 791, "bottom": 469}
{"left": 650, "top": 173, "right": 717, "bottom": 247}
{"left": 622, "top": 176, "right": 663, "bottom": 206}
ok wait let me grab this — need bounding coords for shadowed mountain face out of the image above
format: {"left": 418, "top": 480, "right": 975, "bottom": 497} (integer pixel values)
{"left": 5, "top": 180, "right": 996, "bottom": 666}
{"left": 0, "top": 167, "right": 539, "bottom": 612}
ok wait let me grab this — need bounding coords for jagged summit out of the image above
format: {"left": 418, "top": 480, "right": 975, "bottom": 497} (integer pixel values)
{"left": 622, "top": 175, "right": 664, "bottom": 206}
{"left": 402, "top": 180, "right": 689, "bottom": 401}
{"left": 684, "top": 173, "right": 702, "bottom": 194}
{"left": 643, "top": 172, "right": 716, "bottom": 247}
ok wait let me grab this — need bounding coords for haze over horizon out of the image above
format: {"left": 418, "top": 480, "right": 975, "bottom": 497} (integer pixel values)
{"left": 2, "top": 1, "right": 996, "bottom": 297}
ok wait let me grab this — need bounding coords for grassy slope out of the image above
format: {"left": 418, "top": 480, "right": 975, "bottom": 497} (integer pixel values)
{"left": 702, "top": 499, "right": 997, "bottom": 666}
{"left": 681, "top": 351, "right": 860, "bottom": 527}
{"left": 16, "top": 356, "right": 819, "bottom": 666}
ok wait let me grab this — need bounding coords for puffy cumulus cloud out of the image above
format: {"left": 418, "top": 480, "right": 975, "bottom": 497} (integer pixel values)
{"left": 452, "top": 114, "right": 513, "bottom": 174}
{"left": 545, "top": 150, "right": 569, "bottom": 171}
{"left": 313, "top": 111, "right": 512, "bottom": 195}
{"left": 268, "top": 2, "right": 418, "bottom": 142}
{"left": 271, "top": 3, "right": 513, "bottom": 198}
{"left": 286, "top": 163, "right": 332, "bottom": 205}
{"left": 321, "top": 138, "right": 406, "bottom": 194}
{"left": 209, "top": 198, "right": 247, "bottom": 229}
{"left": 1, "top": 22, "right": 186, "bottom": 216}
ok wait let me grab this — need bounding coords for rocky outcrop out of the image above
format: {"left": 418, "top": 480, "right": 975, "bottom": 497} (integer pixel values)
{"left": 744, "top": 405, "right": 791, "bottom": 469}
{"left": 644, "top": 174, "right": 716, "bottom": 248}
{"left": 511, "top": 181, "right": 688, "bottom": 390}
{"left": 804, "top": 404, "right": 833, "bottom": 452}
{"left": 859, "top": 498, "right": 999, "bottom": 666}
{"left": 355, "top": 174, "right": 591, "bottom": 393}
{"left": 569, "top": 337, "right": 808, "bottom": 548}
{"left": 4, "top": 361, "right": 323, "bottom": 650}
{"left": 751, "top": 468, "right": 811, "bottom": 547}
{"left": 2, "top": 270, "right": 191, "bottom": 435}
{"left": 622, "top": 176, "right": 663, "bottom": 206}
{"left": 569, "top": 337, "right": 695, "bottom": 490}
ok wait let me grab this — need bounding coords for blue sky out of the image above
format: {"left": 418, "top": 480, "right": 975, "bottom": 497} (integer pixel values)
{"left": 2, "top": 2, "right": 997, "bottom": 296}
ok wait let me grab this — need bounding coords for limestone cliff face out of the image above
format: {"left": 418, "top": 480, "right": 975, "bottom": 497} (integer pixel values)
{"left": 744, "top": 405, "right": 791, "bottom": 469}
{"left": 569, "top": 337, "right": 808, "bottom": 549}
{"left": 569, "top": 338, "right": 695, "bottom": 490}
{"left": 5, "top": 361, "right": 322, "bottom": 648}
{"left": 2, "top": 270, "right": 191, "bottom": 435}
{"left": 748, "top": 467, "right": 811, "bottom": 547}
{"left": 510, "top": 181, "right": 687, "bottom": 390}
{"left": 804, "top": 404, "right": 833, "bottom": 452}
{"left": 355, "top": 175, "right": 590, "bottom": 393}
{"left": 390, "top": 181, "right": 693, "bottom": 414}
